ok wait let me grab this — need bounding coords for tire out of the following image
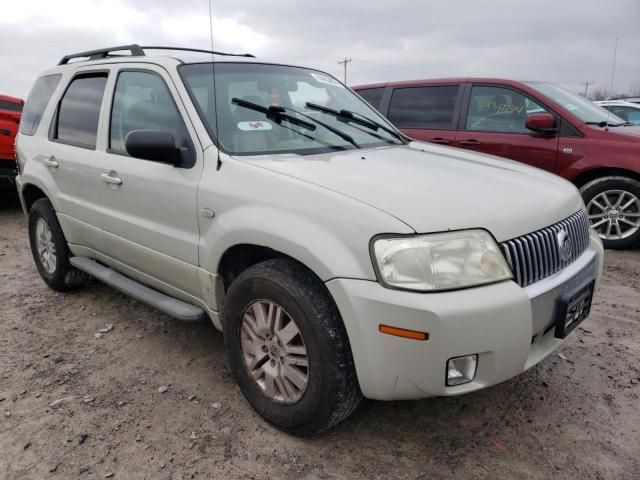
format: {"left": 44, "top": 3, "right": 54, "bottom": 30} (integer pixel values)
{"left": 580, "top": 176, "right": 640, "bottom": 250}
{"left": 28, "top": 198, "right": 88, "bottom": 291}
{"left": 223, "top": 258, "right": 361, "bottom": 436}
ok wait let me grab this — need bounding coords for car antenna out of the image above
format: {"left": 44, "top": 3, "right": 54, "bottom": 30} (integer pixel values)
{"left": 209, "top": 0, "right": 223, "bottom": 171}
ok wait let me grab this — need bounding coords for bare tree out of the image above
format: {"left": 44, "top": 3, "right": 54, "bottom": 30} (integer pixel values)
{"left": 588, "top": 86, "right": 610, "bottom": 101}
{"left": 629, "top": 82, "right": 640, "bottom": 97}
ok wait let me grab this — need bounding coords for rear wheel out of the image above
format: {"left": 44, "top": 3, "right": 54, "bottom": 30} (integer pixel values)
{"left": 581, "top": 176, "right": 640, "bottom": 250}
{"left": 28, "top": 198, "right": 87, "bottom": 291}
{"left": 222, "top": 258, "right": 361, "bottom": 436}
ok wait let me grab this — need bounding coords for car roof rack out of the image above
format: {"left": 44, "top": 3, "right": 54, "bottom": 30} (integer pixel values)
{"left": 140, "top": 46, "right": 255, "bottom": 58}
{"left": 57, "top": 44, "right": 255, "bottom": 65}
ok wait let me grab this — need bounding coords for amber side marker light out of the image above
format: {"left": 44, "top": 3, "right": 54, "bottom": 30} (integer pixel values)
{"left": 379, "top": 324, "right": 429, "bottom": 341}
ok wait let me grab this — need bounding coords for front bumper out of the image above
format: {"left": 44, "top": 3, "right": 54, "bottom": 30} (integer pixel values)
{"left": 327, "top": 229, "right": 604, "bottom": 400}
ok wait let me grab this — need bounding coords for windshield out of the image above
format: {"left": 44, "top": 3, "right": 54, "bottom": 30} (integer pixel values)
{"left": 179, "top": 62, "right": 403, "bottom": 155}
{"left": 526, "top": 82, "right": 626, "bottom": 124}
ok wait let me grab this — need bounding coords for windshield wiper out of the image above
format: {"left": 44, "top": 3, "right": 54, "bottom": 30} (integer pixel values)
{"left": 305, "top": 102, "right": 405, "bottom": 143}
{"left": 584, "top": 120, "right": 628, "bottom": 127}
{"left": 232, "top": 98, "right": 359, "bottom": 149}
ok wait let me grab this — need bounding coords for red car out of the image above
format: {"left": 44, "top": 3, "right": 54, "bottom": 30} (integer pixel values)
{"left": 353, "top": 78, "right": 640, "bottom": 249}
{"left": 0, "top": 94, "right": 24, "bottom": 187}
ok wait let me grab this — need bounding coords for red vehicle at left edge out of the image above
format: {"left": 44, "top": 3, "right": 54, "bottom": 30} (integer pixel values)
{"left": 0, "top": 94, "right": 24, "bottom": 187}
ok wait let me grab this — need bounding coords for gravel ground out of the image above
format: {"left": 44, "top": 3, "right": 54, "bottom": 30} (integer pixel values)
{"left": 1, "top": 190, "right": 639, "bottom": 480}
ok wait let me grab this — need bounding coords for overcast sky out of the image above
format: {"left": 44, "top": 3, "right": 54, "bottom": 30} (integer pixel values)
{"left": 2, "top": 0, "right": 639, "bottom": 99}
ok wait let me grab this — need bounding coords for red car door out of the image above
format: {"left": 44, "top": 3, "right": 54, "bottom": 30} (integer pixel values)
{"left": 387, "top": 84, "right": 461, "bottom": 146}
{"left": 454, "top": 84, "right": 559, "bottom": 171}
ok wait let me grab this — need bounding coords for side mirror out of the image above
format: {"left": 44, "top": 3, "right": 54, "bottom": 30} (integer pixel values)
{"left": 125, "top": 129, "right": 183, "bottom": 166}
{"left": 525, "top": 113, "right": 557, "bottom": 135}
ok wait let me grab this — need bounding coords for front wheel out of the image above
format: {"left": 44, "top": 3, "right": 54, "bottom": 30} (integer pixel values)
{"left": 581, "top": 176, "right": 640, "bottom": 249}
{"left": 222, "top": 258, "right": 361, "bottom": 436}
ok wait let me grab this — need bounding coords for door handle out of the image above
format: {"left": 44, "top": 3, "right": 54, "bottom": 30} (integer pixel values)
{"left": 43, "top": 156, "right": 59, "bottom": 168}
{"left": 458, "top": 139, "right": 481, "bottom": 146}
{"left": 101, "top": 172, "right": 122, "bottom": 185}
{"left": 430, "top": 137, "right": 450, "bottom": 145}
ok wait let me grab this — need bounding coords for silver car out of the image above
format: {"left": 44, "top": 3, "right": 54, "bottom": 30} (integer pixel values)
{"left": 16, "top": 45, "right": 603, "bottom": 435}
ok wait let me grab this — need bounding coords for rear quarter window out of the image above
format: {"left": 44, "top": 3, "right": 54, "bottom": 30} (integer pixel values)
{"left": 20, "top": 74, "right": 62, "bottom": 136}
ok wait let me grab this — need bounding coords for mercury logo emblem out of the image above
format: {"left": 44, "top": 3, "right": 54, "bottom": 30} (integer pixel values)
{"left": 557, "top": 229, "right": 572, "bottom": 261}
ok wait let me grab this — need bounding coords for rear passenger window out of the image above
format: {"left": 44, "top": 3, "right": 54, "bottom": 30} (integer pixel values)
{"left": 388, "top": 86, "right": 459, "bottom": 129}
{"left": 54, "top": 74, "right": 108, "bottom": 148}
{"left": 20, "top": 74, "right": 62, "bottom": 136}
{"left": 109, "top": 71, "right": 190, "bottom": 156}
{"left": 357, "top": 88, "right": 384, "bottom": 109}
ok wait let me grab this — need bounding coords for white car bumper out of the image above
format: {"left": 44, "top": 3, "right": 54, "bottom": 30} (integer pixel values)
{"left": 327, "top": 230, "right": 604, "bottom": 401}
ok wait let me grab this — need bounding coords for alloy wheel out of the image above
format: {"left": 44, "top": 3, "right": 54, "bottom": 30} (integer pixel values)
{"left": 240, "top": 300, "right": 309, "bottom": 404}
{"left": 587, "top": 189, "right": 640, "bottom": 240}
{"left": 35, "top": 217, "right": 57, "bottom": 274}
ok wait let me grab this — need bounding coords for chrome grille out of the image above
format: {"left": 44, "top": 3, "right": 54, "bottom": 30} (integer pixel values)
{"left": 500, "top": 210, "right": 590, "bottom": 287}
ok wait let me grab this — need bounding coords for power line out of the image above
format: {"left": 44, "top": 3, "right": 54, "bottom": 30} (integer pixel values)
{"left": 338, "top": 57, "right": 352, "bottom": 84}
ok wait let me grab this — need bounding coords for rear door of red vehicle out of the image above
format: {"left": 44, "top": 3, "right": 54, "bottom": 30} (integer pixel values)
{"left": 385, "top": 83, "right": 462, "bottom": 146}
{"left": 453, "top": 83, "right": 559, "bottom": 171}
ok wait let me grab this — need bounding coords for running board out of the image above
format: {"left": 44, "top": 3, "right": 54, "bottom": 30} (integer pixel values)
{"left": 70, "top": 257, "right": 205, "bottom": 321}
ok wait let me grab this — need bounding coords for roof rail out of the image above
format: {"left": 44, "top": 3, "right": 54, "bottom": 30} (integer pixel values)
{"left": 140, "top": 46, "right": 255, "bottom": 58}
{"left": 57, "top": 44, "right": 255, "bottom": 65}
{"left": 58, "top": 44, "right": 145, "bottom": 65}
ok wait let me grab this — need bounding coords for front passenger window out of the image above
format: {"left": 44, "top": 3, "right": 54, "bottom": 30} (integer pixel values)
{"left": 110, "top": 71, "right": 190, "bottom": 157}
{"left": 466, "top": 86, "right": 548, "bottom": 133}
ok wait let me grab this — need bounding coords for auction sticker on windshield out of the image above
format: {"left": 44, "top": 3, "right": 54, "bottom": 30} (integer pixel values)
{"left": 237, "top": 121, "right": 273, "bottom": 131}
{"left": 310, "top": 72, "right": 343, "bottom": 87}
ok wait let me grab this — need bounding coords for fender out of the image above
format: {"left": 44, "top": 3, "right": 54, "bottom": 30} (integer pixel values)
{"left": 197, "top": 157, "right": 415, "bottom": 287}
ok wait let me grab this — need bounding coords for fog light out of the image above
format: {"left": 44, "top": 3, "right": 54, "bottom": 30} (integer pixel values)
{"left": 446, "top": 354, "right": 478, "bottom": 386}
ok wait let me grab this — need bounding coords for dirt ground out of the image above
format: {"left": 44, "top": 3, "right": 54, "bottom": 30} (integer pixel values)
{"left": 0, "top": 189, "right": 638, "bottom": 480}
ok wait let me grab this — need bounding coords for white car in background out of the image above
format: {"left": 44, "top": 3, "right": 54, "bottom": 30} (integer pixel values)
{"left": 595, "top": 100, "right": 640, "bottom": 125}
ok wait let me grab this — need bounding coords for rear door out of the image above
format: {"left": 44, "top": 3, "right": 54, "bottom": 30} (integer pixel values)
{"left": 45, "top": 69, "right": 110, "bottom": 252}
{"left": 454, "top": 84, "right": 559, "bottom": 170}
{"left": 95, "top": 65, "right": 203, "bottom": 297}
{"left": 386, "top": 84, "right": 461, "bottom": 145}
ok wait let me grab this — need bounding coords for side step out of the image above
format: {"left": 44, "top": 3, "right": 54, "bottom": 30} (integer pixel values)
{"left": 70, "top": 257, "right": 205, "bottom": 321}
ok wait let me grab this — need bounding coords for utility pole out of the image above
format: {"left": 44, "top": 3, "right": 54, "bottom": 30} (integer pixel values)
{"left": 609, "top": 36, "right": 619, "bottom": 99}
{"left": 581, "top": 81, "right": 593, "bottom": 98}
{"left": 338, "top": 57, "right": 352, "bottom": 84}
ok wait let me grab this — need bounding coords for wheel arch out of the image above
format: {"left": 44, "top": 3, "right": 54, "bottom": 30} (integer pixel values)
{"left": 21, "top": 183, "right": 50, "bottom": 214}
{"left": 570, "top": 167, "right": 640, "bottom": 190}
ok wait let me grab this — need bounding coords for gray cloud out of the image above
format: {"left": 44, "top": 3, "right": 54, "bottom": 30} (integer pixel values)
{"left": 1, "top": 0, "right": 639, "bottom": 98}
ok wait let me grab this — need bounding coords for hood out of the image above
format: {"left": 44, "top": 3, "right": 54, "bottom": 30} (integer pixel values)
{"left": 238, "top": 142, "right": 584, "bottom": 241}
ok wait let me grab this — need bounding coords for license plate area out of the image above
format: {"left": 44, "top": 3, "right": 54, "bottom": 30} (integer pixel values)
{"left": 554, "top": 278, "right": 595, "bottom": 339}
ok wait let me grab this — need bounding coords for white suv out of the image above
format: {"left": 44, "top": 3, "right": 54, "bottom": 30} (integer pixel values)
{"left": 16, "top": 45, "right": 604, "bottom": 435}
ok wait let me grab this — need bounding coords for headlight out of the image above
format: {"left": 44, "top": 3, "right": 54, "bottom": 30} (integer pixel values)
{"left": 371, "top": 230, "right": 512, "bottom": 292}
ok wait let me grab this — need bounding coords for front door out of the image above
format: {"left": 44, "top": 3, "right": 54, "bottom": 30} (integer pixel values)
{"left": 95, "top": 66, "right": 203, "bottom": 297}
{"left": 454, "top": 84, "right": 559, "bottom": 171}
